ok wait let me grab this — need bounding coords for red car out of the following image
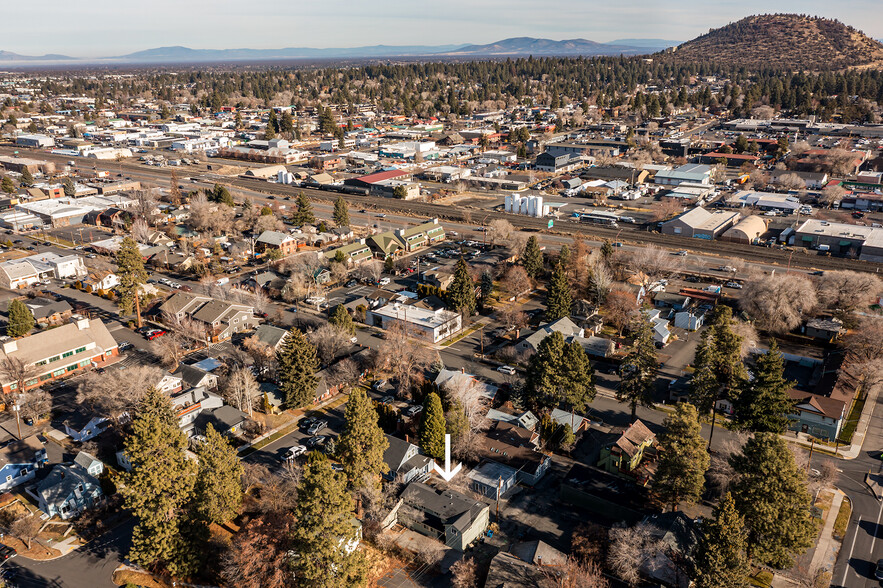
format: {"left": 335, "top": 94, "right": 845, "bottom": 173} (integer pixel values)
{"left": 146, "top": 329, "right": 166, "bottom": 340}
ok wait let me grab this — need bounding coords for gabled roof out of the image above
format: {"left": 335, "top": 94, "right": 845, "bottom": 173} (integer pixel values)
{"left": 382, "top": 434, "right": 416, "bottom": 472}
{"left": 37, "top": 463, "right": 99, "bottom": 507}
{"left": 614, "top": 419, "right": 655, "bottom": 458}
{"left": 787, "top": 390, "right": 844, "bottom": 420}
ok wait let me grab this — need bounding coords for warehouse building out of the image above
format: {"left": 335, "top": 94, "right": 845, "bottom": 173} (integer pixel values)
{"left": 661, "top": 208, "right": 740, "bottom": 240}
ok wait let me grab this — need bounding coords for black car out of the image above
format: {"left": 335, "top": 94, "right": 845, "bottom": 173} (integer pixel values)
{"left": 0, "top": 543, "right": 16, "bottom": 560}
{"left": 299, "top": 417, "right": 317, "bottom": 431}
{"left": 304, "top": 435, "right": 328, "bottom": 449}
{"left": 345, "top": 280, "right": 357, "bottom": 288}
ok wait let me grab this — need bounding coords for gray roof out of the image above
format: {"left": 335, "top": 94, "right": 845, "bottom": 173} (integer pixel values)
{"left": 73, "top": 451, "right": 102, "bottom": 472}
{"left": 510, "top": 540, "right": 567, "bottom": 567}
{"left": 467, "top": 460, "right": 519, "bottom": 488}
{"left": 253, "top": 324, "right": 289, "bottom": 349}
{"left": 383, "top": 434, "right": 416, "bottom": 472}
{"left": 401, "top": 482, "right": 487, "bottom": 533}
{"left": 37, "top": 463, "right": 99, "bottom": 508}
{"left": 256, "top": 230, "right": 295, "bottom": 246}
{"left": 172, "top": 364, "right": 214, "bottom": 388}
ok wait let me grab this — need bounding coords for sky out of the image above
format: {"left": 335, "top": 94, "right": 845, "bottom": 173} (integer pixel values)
{"left": 7, "top": 0, "right": 883, "bottom": 57}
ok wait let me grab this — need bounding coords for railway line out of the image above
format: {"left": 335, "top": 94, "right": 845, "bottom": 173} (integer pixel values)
{"left": 4, "top": 147, "right": 879, "bottom": 274}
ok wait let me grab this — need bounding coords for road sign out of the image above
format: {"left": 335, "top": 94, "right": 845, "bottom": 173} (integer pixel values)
{"left": 547, "top": 219, "right": 554, "bottom": 229}
{"left": 433, "top": 433, "right": 462, "bottom": 482}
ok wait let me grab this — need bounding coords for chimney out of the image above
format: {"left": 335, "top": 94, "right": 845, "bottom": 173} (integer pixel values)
{"left": 461, "top": 367, "right": 465, "bottom": 374}
{"left": 405, "top": 434, "right": 409, "bottom": 443}
{"left": 76, "top": 318, "right": 89, "bottom": 330}
{"left": 2, "top": 340, "right": 17, "bottom": 354}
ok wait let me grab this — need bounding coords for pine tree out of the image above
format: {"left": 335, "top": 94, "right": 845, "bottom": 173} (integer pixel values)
{"left": 545, "top": 261, "right": 572, "bottom": 321}
{"left": 562, "top": 340, "right": 596, "bottom": 415}
{"left": 168, "top": 169, "right": 181, "bottom": 206}
{"left": 123, "top": 389, "right": 199, "bottom": 577}
{"left": 479, "top": 271, "right": 494, "bottom": 307}
{"left": 525, "top": 331, "right": 568, "bottom": 409}
{"left": 337, "top": 387, "right": 389, "bottom": 489}
{"left": 267, "top": 109, "right": 278, "bottom": 133}
{"left": 730, "top": 433, "right": 815, "bottom": 569}
{"left": 280, "top": 111, "right": 294, "bottom": 135}
{"left": 276, "top": 328, "right": 319, "bottom": 409}
{"left": 293, "top": 193, "right": 315, "bottom": 225}
{"left": 522, "top": 235, "right": 543, "bottom": 278}
{"left": 419, "top": 392, "right": 446, "bottom": 459}
{"left": 116, "top": 236, "right": 148, "bottom": 327}
{"left": 212, "top": 184, "right": 235, "bottom": 207}
{"left": 617, "top": 317, "right": 657, "bottom": 419}
{"left": 20, "top": 167, "right": 33, "bottom": 187}
{"left": 333, "top": 195, "right": 350, "bottom": 227}
{"left": 734, "top": 341, "right": 794, "bottom": 433}
{"left": 290, "top": 454, "right": 368, "bottom": 587}
{"left": 194, "top": 423, "right": 243, "bottom": 525}
{"left": 447, "top": 257, "right": 477, "bottom": 318}
{"left": 558, "top": 243, "right": 571, "bottom": 268}
{"left": 600, "top": 240, "right": 614, "bottom": 262}
{"left": 329, "top": 304, "right": 356, "bottom": 336}
{"left": 693, "top": 493, "right": 750, "bottom": 588}
{"left": 234, "top": 111, "right": 243, "bottom": 130}
{"left": 62, "top": 177, "right": 75, "bottom": 197}
{"left": 6, "top": 299, "right": 34, "bottom": 337}
{"left": 655, "top": 402, "right": 709, "bottom": 511}
{"left": 688, "top": 331, "right": 721, "bottom": 414}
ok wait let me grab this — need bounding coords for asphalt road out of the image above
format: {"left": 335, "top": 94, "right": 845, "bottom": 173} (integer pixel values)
{"left": 5, "top": 520, "right": 133, "bottom": 588}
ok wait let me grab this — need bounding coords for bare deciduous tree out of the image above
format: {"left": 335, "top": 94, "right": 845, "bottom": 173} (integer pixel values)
{"left": 740, "top": 273, "right": 817, "bottom": 334}
{"left": 628, "top": 244, "right": 683, "bottom": 288}
{"left": 11, "top": 515, "right": 41, "bottom": 550}
{"left": 76, "top": 364, "right": 164, "bottom": 422}
{"left": 651, "top": 198, "right": 685, "bottom": 222}
{"left": 818, "top": 185, "right": 846, "bottom": 208}
{"left": 131, "top": 218, "right": 151, "bottom": 242}
{"left": 486, "top": 219, "right": 514, "bottom": 248}
{"left": 842, "top": 317, "right": 883, "bottom": 364}
{"left": 497, "top": 304, "right": 528, "bottom": 333}
{"left": 607, "top": 522, "right": 662, "bottom": 586}
{"left": 374, "top": 321, "right": 433, "bottom": 399}
{"left": 17, "top": 389, "right": 51, "bottom": 423}
{"left": 774, "top": 172, "right": 806, "bottom": 191}
{"left": 605, "top": 289, "right": 638, "bottom": 336}
{"left": 502, "top": 265, "right": 532, "bottom": 298}
{"left": 450, "top": 557, "right": 478, "bottom": 588}
{"left": 308, "top": 324, "right": 351, "bottom": 365}
{"left": 223, "top": 366, "right": 259, "bottom": 417}
{"left": 815, "top": 270, "right": 882, "bottom": 315}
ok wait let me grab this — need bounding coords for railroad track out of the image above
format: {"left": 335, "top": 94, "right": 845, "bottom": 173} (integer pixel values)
{"left": 4, "top": 148, "right": 877, "bottom": 274}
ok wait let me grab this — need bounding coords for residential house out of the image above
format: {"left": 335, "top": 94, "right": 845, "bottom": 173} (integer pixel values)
{"left": 786, "top": 390, "right": 846, "bottom": 441}
{"left": 483, "top": 552, "right": 557, "bottom": 588}
{"left": 434, "top": 369, "right": 498, "bottom": 404}
{"left": 599, "top": 419, "right": 657, "bottom": 477}
{"left": 0, "top": 253, "right": 87, "bottom": 289}
{"left": 804, "top": 318, "right": 844, "bottom": 342}
{"left": 382, "top": 434, "right": 433, "bottom": 483}
{"left": 37, "top": 461, "right": 103, "bottom": 520}
{"left": 0, "top": 317, "right": 119, "bottom": 393}
{"left": 169, "top": 386, "right": 224, "bottom": 436}
{"left": 0, "top": 436, "right": 47, "bottom": 492}
{"left": 251, "top": 324, "right": 289, "bottom": 351}
{"left": 63, "top": 413, "right": 110, "bottom": 443}
{"left": 551, "top": 408, "right": 589, "bottom": 434}
{"left": 159, "top": 292, "right": 258, "bottom": 342}
{"left": 255, "top": 230, "right": 300, "bottom": 257}
{"left": 18, "top": 298, "right": 72, "bottom": 326}
{"left": 399, "top": 482, "right": 490, "bottom": 551}
{"left": 467, "top": 460, "right": 519, "bottom": 499}
{"left": 193, "top": 405, "right": 249, "bottom": 437}
{"left": 515, "top": 317, "right": 584, "bottom": 354}
{"left": 646, "top": 309, "right": 672, "bottom": 345}
{"left": 476, "top": 423, "right": 551, "bottom": 485}
{"left": 674, "top": 310, "right": 705, "bottom": 331}
{"left": 173, "top": 364, "right": 219, "bottom": 390}
{"left": 570, "top": 334, "right": 615, "bottom": 358}
{"left": 485, "top": 407, "right": 540, "bottom": 431}
{"left": 81, "top": 270, "right": 119, "bottom": 292}
{"left": 73, "top": 451, "right": 105, "bottom": 478}
{"left": 325, "top": 240, "right": 372, "bottom": 265}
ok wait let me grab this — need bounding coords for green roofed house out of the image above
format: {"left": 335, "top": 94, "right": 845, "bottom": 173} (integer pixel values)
{"left": 367, "top": 231, "right": 403, "bottom": 259}
{"left": 325, "top": 239, "right": 372, "bottom": 265}
{"left": 368, "top": 219, "right": 446, "bottom": 259}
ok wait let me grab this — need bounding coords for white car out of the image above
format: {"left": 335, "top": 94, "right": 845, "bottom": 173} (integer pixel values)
{"left": 378, "top": 277, "right": 390, "bottom": 286}
{"left": 284, "top": 445, "right": 307, "bottom": 460}
{"left": 350, "top": 336, "right": 358, "bottom": 344}
{"left": 497, "top": 365, "right": 517, "bottom": 375}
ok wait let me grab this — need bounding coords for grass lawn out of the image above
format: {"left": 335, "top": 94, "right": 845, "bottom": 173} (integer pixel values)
{"left": 837, "top": 392, "right": 866, "bottom": 445}
{"left": 833, "top": 496, "right": 852, "bottom": 540}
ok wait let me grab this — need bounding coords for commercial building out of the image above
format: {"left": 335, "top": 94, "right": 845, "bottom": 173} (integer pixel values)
{"left": 367, "top": 302, "right": 462, "bottom": 343}
{"left": 793, "top": 219, "right": 883, "bottom": 261}
{"left": 15, "top": 134, "right": 55, "bottom": 148}
{"left": 324, "top": 240, "right": 372, "bottom": 265}
{"left": 0, "top": 318, "right": 119, "bottom": 393}
{"left": 654, "top": 164, "right": 712, "bottom": 186}
{"left": 660, "top": 208, "right": 740, "bottom": 240}
{"left": 720, "top": 215, "right": 768, "bottom": 244}
{"left": 0, "top": 253, "right": 87, "bottom": 289}
{"left": 728, "top": 190, "right": 801, "bottom": 213}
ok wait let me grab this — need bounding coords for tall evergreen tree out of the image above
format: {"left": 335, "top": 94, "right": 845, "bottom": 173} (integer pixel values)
{"left": 292, "top": 192, "right": 315, "bottom": 225}
{"left": 561, "top": 340, "right": 596, "bottom": 416}
{"left": 526, "top": 331, "right": 568, "bottom": 409}
{"left": 280, "top": 110, "right": 294, "bottom": 134}
{"left": 194, "top": 423, "right": 243, "bottom": 525}
{"left": 617, "top": 317, "right": 657, "bottom": 419}
{"left": 19, "top": 167, "right": 33, "bottom": 187}
{"left": 545, "top": 261, "right": 572, "bottom": 321}
{"left": 328, "top": 304, "right": 356, "bottom": 336}
{"left": 654, "top": 402, "right": 709, "bottom": 511}
{"left": 123, "top": 388, "right": 198, "bottom": 577}
{"left": 730, "top": 433, "right": 815, "bottom": 569}
{"left": 419, "top": 392, "right": 446, "bottom": 459}
{"left": 290, "top": 454, "right": 368, "bottom": 587}
{"left": 447, "top": 258, "right": 477, "bottom": 318}
{"left": 332, "top": 195, "right": 350, "bottom": 227}
{"left": 734, "top": 341, "right": 795, "bottom": 433}
{"left": 116, "top": 236, "right": 148, "bottom": 327}
{"left": 693, "top": 493, "right": 750, "bottom": 588}
{"left": 212, "top": 184, "right": 235, "bottom": 207}
{"left": 267, "top": 109, "right": 278, "bottom": 135}
{"left": 600, "top": 239, "right": 614, "bottom": 263}
{"left": 479, "top": 271, "right": 494, "bottom": 307}
{"left": 6, "top": 299, "right": 34, "bottom": 337}
{"left": 522, "top": 236, "right": 543, "bottom": 278}
{"left": 337, "top": 387, "right": 389, "bottom": 489}
{"left": 276, "top": 328, "right": 319, "bottom": 409}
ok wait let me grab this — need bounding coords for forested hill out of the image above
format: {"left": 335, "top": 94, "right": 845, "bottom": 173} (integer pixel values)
{"left": 665, "top": 14, "right": 883, "bottom": 71}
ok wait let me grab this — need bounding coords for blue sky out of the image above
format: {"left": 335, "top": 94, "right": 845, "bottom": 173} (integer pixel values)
{"left": 7, "top": 0, "right": 883, "bottom": 56}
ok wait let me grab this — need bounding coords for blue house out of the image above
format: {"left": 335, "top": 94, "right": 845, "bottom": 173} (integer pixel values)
{"left": 36, "top": 462, "right": 103, "bottom": 520}
{"left": 786, "top": 391, "right": 846, "bottom": 441}
{"left": 63, "top": 414, "right": 109, "bottom": 443}
{"left": 0, "top": 436, "right": 47, "bottom": 492}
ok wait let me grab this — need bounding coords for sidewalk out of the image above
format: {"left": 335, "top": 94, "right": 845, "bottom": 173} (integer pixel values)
{"left": 809, "top": 489, "right": 845, "bottom": 573}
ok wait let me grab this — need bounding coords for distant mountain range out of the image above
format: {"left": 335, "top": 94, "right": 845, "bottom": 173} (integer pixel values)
{"left": 0, "top": 37, "right": 681, "bottom": 64}
{"left": 0, "top": 50, "right": 73, "bottom": 61}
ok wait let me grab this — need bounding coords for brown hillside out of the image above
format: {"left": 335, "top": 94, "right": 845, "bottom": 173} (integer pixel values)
{"left": 666, "top": 14, "right": 883, "bottom": 70}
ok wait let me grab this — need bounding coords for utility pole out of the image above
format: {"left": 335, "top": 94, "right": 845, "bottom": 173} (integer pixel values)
{"left": 806, "top": 438, "right": 815, "bottom": 474}
{"left": 707, "top": 405, "right": 717, "bottom": 452}
{"left": 13, "top": 403, "right": 21, "bottom": 441}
